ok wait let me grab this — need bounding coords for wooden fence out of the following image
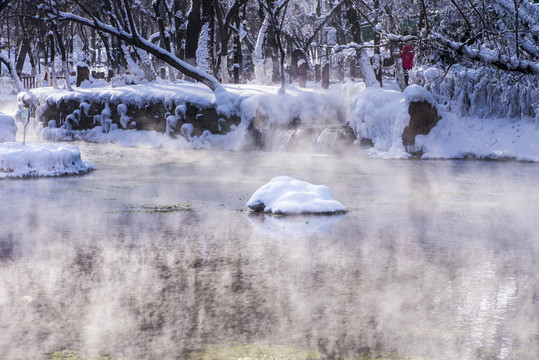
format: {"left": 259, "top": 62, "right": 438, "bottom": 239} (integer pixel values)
{"left": 19, "top": 75, "right": 36, "bottom": 89}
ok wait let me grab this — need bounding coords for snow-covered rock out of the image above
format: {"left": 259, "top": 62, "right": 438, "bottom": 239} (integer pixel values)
{"left": 0, "top": 142, "right": 95, "bottom": 178}
{"left": 403, "top": 84, "right": 436, "bottom": 107}
{"left": 0, "top": 113, "right": 16, "bottom": 142}
{"left": 349, "top": 86, "right": 410, "bottom": 158}
{"left": 247, "top": 176, "right": 347, "bottom": 215}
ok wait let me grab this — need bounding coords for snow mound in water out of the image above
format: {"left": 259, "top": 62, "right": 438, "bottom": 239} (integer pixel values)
{"left": 0, "top": 112, "right": 16, "bottom": 143}
{"left": 0, "top": 142, "right": 95, "bottom": 178}
{"left": 247, "top": 176, "right": 347, "bottom": 215}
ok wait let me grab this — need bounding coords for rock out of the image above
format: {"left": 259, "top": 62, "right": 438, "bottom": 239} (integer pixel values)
{"left": 401, "top": 86, "right": 441, "bottom": 151}
{"left": 402, "top": 100, "right": 441, "bottom": 148}
{"left": 26, "top": 99, "right": 240, "bottom": 135}
{"left": 247, "top": 176, "right": 347, "bottom": 215}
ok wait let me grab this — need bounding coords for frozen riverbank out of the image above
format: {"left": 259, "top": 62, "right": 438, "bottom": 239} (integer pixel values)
{"left": 5, "top": 79, "right": 539, "bottom": 162}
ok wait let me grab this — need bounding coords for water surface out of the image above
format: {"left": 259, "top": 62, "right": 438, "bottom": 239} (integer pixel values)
{"left": 1, "top": 143, "right": 538, "bottom": 359}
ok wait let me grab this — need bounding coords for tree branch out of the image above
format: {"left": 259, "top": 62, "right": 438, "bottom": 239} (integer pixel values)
{"left": 49, "top": 10, "right": 222, "bottom": 91}
{"left": 431, "top": 32, "right": 539, "bottom": 75}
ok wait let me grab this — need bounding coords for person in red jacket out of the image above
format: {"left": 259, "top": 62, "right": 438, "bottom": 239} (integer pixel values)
{"left": 400, "top": 43, "right": 414, "bottom": 86}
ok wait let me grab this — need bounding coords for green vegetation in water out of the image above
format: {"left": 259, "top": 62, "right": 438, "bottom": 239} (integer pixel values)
{"left": 49, "top": 347, "right": 433, "bottom": 360}
{"left": 186, "top": 345, "right": 432, "bottom": 360}
{"left": 350, "top": 351, "right": 432, "bottom": 360}
{"left": 49, "top": 351, "right": 112, "bottom": 360}
{"left": 187, "top": 344, "right": 323, "bottom": 360}
{"left": 124, "top": 203, "right": 195, "bottom": 214}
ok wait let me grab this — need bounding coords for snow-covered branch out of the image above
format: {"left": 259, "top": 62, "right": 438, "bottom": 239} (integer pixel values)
{"left": 0, "top": 50, "right": 24, "bottom": 93}
{"left": 302, "top": 0, "right": 347, "bottom": 51}
{"left": 48, "top": 9, "right": 222, "bottom": 91}
{"left": 431, "top": 32, "right": 539, "bottom": 75}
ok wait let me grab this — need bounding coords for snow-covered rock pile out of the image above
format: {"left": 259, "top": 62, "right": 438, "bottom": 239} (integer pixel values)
{"left": 0, "top": 113, "right": 17, "bottom": 143}
{"left": 247, "top": 176, "right": 347, "bottom": 215}
{"left": 20, "top": 82, "right": 349, "bottom": 151}
{"left": 0, "top": 142, "right": 95, "bottom": 178}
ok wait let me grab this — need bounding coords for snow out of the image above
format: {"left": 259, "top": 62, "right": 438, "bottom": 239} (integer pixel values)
{"left": 196, "top": 23, "right": 212, "bottom": 75}
{"left": 0, "top": 96, "right": 95, "bottom": 178}
{"left": 403, "top": 84, "right": 436, "bottom": 107}
{"left": 349, "top": 85, "right": 411, "bottom": 159}
{"left": 0, "top": 142, "right": 95, "bottom": 178}
{"left": 246, "top": 176, "right": 347, "bottom": 215}
{"left": 0, "top": 113, "right": 17, "bottom": 142}
{"left": 21, "top": 81, "right": 215, "bottom": 113}
{"left": 416, "top": 112, "right": 539, "bottom": 162}
{"left": 7, "top": 74, "right": 539, "bottom": 163}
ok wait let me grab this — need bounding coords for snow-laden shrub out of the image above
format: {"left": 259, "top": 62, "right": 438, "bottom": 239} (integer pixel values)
{"left": 415, "top": 65, "right": 538, "bottom": 120}
{"left": 111, "top": 74, "right": 137, "bottom": 87}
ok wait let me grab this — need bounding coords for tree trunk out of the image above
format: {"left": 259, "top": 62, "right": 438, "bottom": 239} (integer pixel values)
{"left": 373, "top": 0, "right": 382, "bottom": 87}
{"left": 49, "top": 36, "right": 58, "bottom": 89}
{"left": 358, "top": 48, "right": 379, "bottom": 88}
{"left": 196, "top": 0, "right": 214, "bottom": 74}
{"left": 53, "top": 25, "right": 73, "bottom": 91}
{"left": 0, "top": 51, "right": 25, "bottom": 93}
{"left": 254, "top": 16, "right": 270, "bottom": 84}
{"left": 53, "top": 7, "right": 223, "bottom": 91}
{"left": 121, "top": 44, "right": 145, "bottom": 83}
{"left": 392, "top": 42, "right": 406, "bottom": 91}
{"left": 233, "top": 12, "right": 242, "bottom": 84}
{"left": 135, "top": 48, "right": 157, "bottom": 82}
{"left": 185, "top": 0, "right": 202, "bottom": 66}
{"left": 15, "top": 38, "right": 30, "bottom": 74}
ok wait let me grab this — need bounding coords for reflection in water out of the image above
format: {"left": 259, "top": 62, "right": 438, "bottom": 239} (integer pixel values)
{"left": 248, "top": 213, "right": 346, "bottom": 238}
{"left": 0, "top": 145, "right": 538, "bottom": 359}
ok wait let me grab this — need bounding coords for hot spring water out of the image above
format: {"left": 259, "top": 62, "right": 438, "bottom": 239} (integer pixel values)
{"left": 0, "top": 143, "right": 538, "bottom": 359}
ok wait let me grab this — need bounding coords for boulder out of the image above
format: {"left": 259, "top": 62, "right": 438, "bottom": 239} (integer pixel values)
{"left": 402, "top": 100, "right": 441, "bottom": 147}
{"left": 402, "top": 85, "right": 441, "bottom": 150}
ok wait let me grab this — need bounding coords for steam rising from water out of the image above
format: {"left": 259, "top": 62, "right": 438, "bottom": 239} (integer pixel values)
{"left": 1, "top": 144, "right": 538, "bottom": 359}
{"left": 0, "top": 96, "right": 18, "bottom": 116}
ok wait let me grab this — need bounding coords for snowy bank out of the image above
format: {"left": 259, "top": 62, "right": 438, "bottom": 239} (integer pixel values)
{"left": 417, "top": 113, "right": 539, "bottom": 162}
{"left": 16, "top": 78, "right": 539, "bottom": 162}
{"left": 21, "top": 81, "right": 347, "bottom": 133}
{"left": 20, "top": 81, "right": 349, "bottom": 151}
{"left": 0, "top": 142, "right": 95, "bottom": 178}
{"left": 247, "top": 176, "right": 347, "bottom": 215}
{"left": 347, "top": 83, "right": 539, "bottom": 162}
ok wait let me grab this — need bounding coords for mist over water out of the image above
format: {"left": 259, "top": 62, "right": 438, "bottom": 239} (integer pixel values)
{"left": 1, "top": 143, "right": 538, "bottom": 359}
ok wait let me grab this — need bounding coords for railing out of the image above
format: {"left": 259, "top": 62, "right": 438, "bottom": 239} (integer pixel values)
{"left": 19, "top": 75, "right": 36, "bottom": 89}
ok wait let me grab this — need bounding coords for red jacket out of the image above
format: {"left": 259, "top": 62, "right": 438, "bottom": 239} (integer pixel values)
{"left": 401, "top": 44, "right": 414, "bottom": 70}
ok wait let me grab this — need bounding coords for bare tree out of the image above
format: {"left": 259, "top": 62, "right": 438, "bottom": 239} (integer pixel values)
{"left": 42, "top": 0, "right": 221, "bottom": 90}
